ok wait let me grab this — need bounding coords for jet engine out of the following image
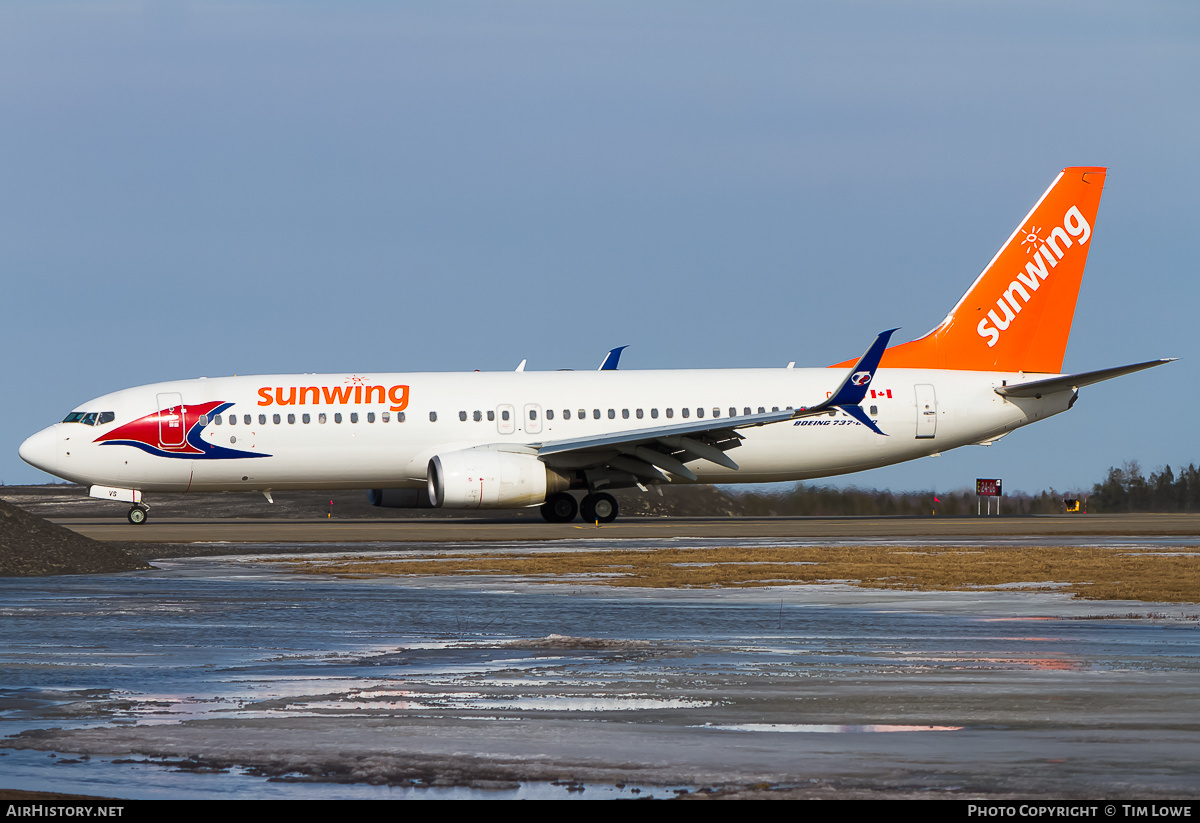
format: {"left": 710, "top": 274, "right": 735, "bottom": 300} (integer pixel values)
{"left": 427, "top": 449, "right": 570, "bottom": 509}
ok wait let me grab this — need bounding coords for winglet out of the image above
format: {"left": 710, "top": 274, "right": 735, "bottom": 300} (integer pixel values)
{"left": 801, "top": 329, "right": 897, "bottom": 435}
{"left": 599, "top": 346, "right": 628, "bottom": 371}
{"left": 826, "top": 328, "right": 898, "bottom": 407}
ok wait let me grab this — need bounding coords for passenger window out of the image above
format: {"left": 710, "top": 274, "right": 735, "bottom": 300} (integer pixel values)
{"left": 608, "top": 409, "right": 615, "bottom": 419}
{"left": 870, "top": 405, "right": 878, "bottom": 415}
{"left": 666, "top": 408, "right": 673, "bottom": 419}
{"left": 319, "top": 413, "right": 327, "bottom": 424}
{"left": 682, "top": 408, "right": 690, "bottom": 419}
{"left": 772, "top": 406, "right": 780, "bottom": 412}
{"left": 368, "top": 412, "right": 375, "bottom": 423}
{"left": 594, "top": 409, "right": 601, "bottom": 419}
{"left": 758, "top": 407, "right": 766, "bottom": 414}
{"left": 215, "top": 415, "right": 223, "bottom": 425}
{"left": 622, "top": 409, "right": 629, "bottom": 419}
{"left": 459, "top": 411, "right": 468, "bottom": 421}
{"left": 473, "top": 411, "right": 482, "bottom": 422}
{"left": 744, "top": 407, "right": 751, "bottom": 416}
{"left": 501, "top": 410, "right": 510, "bottom": 421}
{"left": 259, "top": 414, "right": 266, "bottom": 425}
{"left": 529, "top": 409, "right": 537, "bottom": 420}
{"left": 229, "top": 415, "right": 237, "bottom": 426}
{"left": 398, "top": 412, "right": 406, "bottom": 422}
{"left": 487, "top": 410, "right": 495, "bottom": 421}
{"left": 335, "top": 413, "right": 342, "bottom": 423}
{"left": 302, "top": 414, "right": 311, "bottom": 424}
{"left": 382, "top": 412, "right": 390, "bottom": 423}
{"left": 429, "top": 412, "right": 437, "bottom": 422}
{"left": 730, "top": 408, "right": 737, "bottom": 417}
{"left": 351, "top": 413, "right": 358, "bottom": 423}
{"left": 546, "top": 409, "right": 554, "bottom": 420}
{"left": 696, "top": 408, "right": 704, "bottom": 418}
{"left": 199, "top": 415, "right": 208, "bottom": 426}
{"left": 651, "top": 409, "right": 658, "bottom": 419}
{"left": 563, "top": 409, "right": 571, "bottom": 420}
{"left": 578, "top": 409, "right": 585, "bottom": 419}
{"left": 243, "top": 414, "right": 251, "bottom": 425}
{"left": 636, "top": 409, "right": 643, "bottom": 419}
{"left": 273, "top": 414, "right": 281, "bottom": 424}
{"left": 287, "top": 414, "right": 296, "bottom": 424}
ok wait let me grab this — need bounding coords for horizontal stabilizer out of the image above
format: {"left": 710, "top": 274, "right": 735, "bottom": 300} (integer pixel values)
{"left": 995, "top": 359, "right": 1176, "bottom": 398}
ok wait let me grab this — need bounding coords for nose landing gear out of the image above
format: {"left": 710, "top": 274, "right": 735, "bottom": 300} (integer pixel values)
{"left": 127, "top": 504, "right": 149, "bottom": 525}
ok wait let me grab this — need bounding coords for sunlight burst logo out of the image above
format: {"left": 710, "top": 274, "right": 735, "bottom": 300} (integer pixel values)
{"left": 1020, "top": 225, "right": 1043, "bottom": 254}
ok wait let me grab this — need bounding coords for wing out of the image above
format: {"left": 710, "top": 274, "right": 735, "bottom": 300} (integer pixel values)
{"left": 531, "top": 330, "right": 897, "bottom": 487}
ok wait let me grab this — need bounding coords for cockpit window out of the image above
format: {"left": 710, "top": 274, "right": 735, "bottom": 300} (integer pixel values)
{"left": 62, "top": 411, "right": 115, "bottom": 425}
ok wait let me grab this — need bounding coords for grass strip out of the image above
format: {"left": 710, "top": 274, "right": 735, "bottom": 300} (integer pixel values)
{"left": 272, "top": 545, "right": 1200, "bottom": 603}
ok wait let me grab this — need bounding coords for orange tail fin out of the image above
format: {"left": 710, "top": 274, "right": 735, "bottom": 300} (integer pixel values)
{"left": 841, "top": 166, "right": 1106, "bottom": 373}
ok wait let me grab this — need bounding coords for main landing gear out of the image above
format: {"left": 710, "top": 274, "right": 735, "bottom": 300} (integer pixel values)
{"left": 580, "top": 492, "right": 618, "bottom": 523}
{"left": 540, "top": 492, "right": 618, "bottom": 524}
{"left": 540, "top": 492, "right": 578, "bottom": 523}
{"left": 127, "top": 504, "right": 149, "bottom": 525}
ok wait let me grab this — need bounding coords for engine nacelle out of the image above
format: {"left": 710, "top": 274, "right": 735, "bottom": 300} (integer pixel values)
{"left": 427, "top": 449, "right": 570, "bottom": 509}
{"left": 367, "top": 488, "right": 435, "bottom": 508}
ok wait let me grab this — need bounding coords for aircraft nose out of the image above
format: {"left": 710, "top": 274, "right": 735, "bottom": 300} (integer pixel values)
{"left": 18, "top": 425, "right": 59, "bottom": 474}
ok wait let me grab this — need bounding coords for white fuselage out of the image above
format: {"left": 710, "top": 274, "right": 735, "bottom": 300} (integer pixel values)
{"left": 22, "top": 367, "right": 1073, "bottom": 497}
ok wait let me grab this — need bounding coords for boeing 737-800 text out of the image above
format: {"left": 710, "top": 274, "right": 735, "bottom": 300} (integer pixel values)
{"left": 19, "top": 167, "right": 1172, "bottom": 524}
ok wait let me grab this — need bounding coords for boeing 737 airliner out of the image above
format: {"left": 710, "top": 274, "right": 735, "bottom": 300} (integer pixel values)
{"left": 19, "top": 167, "right": 1172, "bottom": 524}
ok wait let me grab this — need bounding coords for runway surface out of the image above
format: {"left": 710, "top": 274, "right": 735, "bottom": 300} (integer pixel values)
{"left": 54, "top": 512, "right": 1200, "bottom": 544}
{"left": 2, "top": 534, "right": 1200, "bottom": 799}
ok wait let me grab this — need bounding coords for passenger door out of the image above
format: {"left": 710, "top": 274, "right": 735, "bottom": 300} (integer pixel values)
{"left": 157, "top": 393, "right": 186, "bottom": 448}
{"left": 496, "top": 404, "right": 515, "bottom": 435}
{"left": 915, "top": 384, "right": 937, "bottom": 439}
{"left": 524, "top": 404, "right": 542, "bottom": 435}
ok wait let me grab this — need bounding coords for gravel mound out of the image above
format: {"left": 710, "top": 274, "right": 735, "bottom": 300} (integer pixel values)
{"left": 0, "top": 499, "right": 151, "bottom": 576}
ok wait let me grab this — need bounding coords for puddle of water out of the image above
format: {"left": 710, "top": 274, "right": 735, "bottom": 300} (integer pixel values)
{"left": 2, "top": 544, "right": 1199, "bottom": 798}
{"left": 701, "top": 723, "right": 964, "bottom": 733}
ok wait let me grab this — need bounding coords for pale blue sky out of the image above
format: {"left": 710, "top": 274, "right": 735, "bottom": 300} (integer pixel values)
{"left": 3, "top": 1, "right": 1196, "bottom": 495}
